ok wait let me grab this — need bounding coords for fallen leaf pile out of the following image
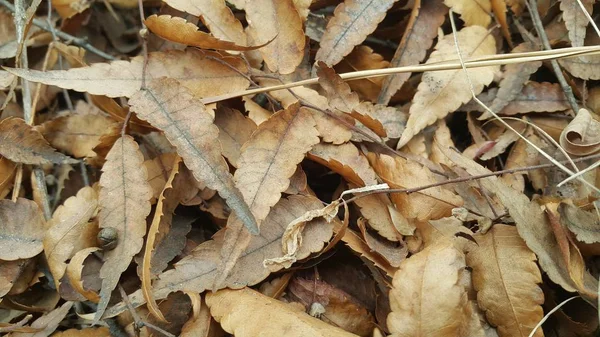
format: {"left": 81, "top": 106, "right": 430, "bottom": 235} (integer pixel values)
{"left": 2, "top": 0, "right": 600, "bottom": 336}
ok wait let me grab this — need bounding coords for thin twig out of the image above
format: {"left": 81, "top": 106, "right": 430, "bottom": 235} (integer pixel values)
{"left": 527, "top": 0, "right": 580, "bottom": 114}
{"left": 0, "top": 0, "right": 115, "bottom": 60}
{"left": 47, "top": 1, "right": 73, "bottom": 111}
{"left": 118, "top": 285, "right": 176, "bottom": 337}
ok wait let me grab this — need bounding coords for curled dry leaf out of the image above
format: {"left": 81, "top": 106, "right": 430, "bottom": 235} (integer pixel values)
{"left": 0, "top": 198, "right": 45, "bottom": 261}
{"left": 444, "top": 0, "right": 491, "bottom": 27}
{"left": 95, "top": 135, "right": 153, "bottom": 321}
{"left": 308, "top": 142, "right": 377, "bottom": 187}
{"left": 0, "top": 156, "right": 16, "bottom": 199}
{"left": 65, "top": 247, "right": 102, "bottom": 302}
{"left": 129, "top": 78, "right": 258, "bottom": 234}
{"left": 163, "top": 0, "right": 246, "bottom": 45}
{"left": 0, "top": 117, "right": 76, "bottom": 165}
{"left": 145, "top": 15, "right": 265, "bottom": 51}
{"left": 245, "top": 0, "right": 305, "bottom": 74}
{"left": 354, "top": 192, "right": 414, "bottom": 240}
{"left": 559, "top": 108, "right": 600, "bottom": 156}
{"left": 387, "top": 238, "right": 470, "bottom": 337}
{"left": 315, "top": 0, "right": 396, "bottom": 67}
{"left": 214, "top": 105, "right": 257, "bottom": 168}
{"left": 398, "top": 25, "right": 497, "bottom": 148}
{"left": 378, "top": 0, "right": 448, "bottom": 105}
{"left": 44, "top": 186, "right": 98, "bottom": 290}
{"left": 103, "top": 195, "right": 335, "bottom": 318}
{"left": 560, "top": 0, "right": 594, "bottom": 47}
{"left": 36, "top": 114, "right": 119, "bottom": 158}
{"left": 6, "top": 49, "right": 250, "bottom": 98}
{"left": 206, "top": 287, "right": 359, "bottom": 337}
{"left": 467, "top": 224, "right": 544, "bottom": 337}
{"left": 558, "top": 202, "right": 600, "bottom": 244}
{"left": 218, "top": 104, "right": 319, "bottom": 286}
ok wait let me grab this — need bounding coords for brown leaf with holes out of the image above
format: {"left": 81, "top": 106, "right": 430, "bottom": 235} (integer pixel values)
{"left": 315, "top": 0, "right": 396, "bottom": 66}
{"left": 467, "top": 225, "right": 544, "bottom": 337}
{"left": 0, "top": 198, "right": 45, "bottom": 261}
{"left": 245, "top": 0, "right": 305, "bottom": 74}
{"left": 129, "top": 77, "right": 258, "bottom": 234}
{"left": 95, "top": 135, "right": 153, "bottom": 321}
{"left": 0, "top": 117, "right": 77, "bottom": 165}
{"left": 6, "top": 49, "right": 250, "bottom": 98}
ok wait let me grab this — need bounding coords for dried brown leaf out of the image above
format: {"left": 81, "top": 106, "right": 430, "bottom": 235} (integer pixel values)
{"left": 214, "top": 105, "right": 257, "bottom": 168}
{"left": 308, "top": 142, "right": 377, "bottom": 187}
{"left": 558, "top": 202, "right": 600, "bottom": 244}
{"left": 65, "top": 247, "right": 101, "bottom": 302}
{"left": 560, "top": 0, "right": 594, "bottom": 47}
{"left": 7, "top": 301, "right": 73, "bottom": 337}
{"left": 378, "top": 0, "right": 448, "bottom": 104}
{"left": 129, "top": 78, "right": 258, "bottom": 234}
{"left": 0, "top": 117, "right": 76, "bottom": 165}
{"left": 143, "top": 153, "right": 178, "bottom": 203}
{"left": 52, "top": 0, "right": 90, "bottom": 19}
{"left": 335, "top": 46, "right": 390, "bottom": 102}
{"left": 0, "top": 156, "right": 16, "bottom": 199}
{"left": 44, "top": 186, "right": 98, "bottom": 290}
{"left": 51, "top": 327, "right": 111, "bottom": 337}
{"left": 95, "top": 135, "right": 153, "bottom": 321}
{"left": 398, "top": 26, "right": 497, "bottom": 148}
{"left": 444, "top": 0, "right": 491, "bottom": 26}
{"left": 559, "top": 108, "right": 600, "bottom": 155}
{"left": 560, "top": 54, "right": 600, "bottom": 80}
{"left": 467, "top": 225, "right": 544, "bottom": 337}
{"left": 315, "top": 0, "right": 396, "bottom": 66}
{"left": 387, "top": 238, "right": 470, "bottom": 337}
{"left": 6, "top": 49, "right": 250, "bottom": 98}
{"left": 0, "top": 198, "right": 45, "bottom": 261}
{"left": 245, "top": 0, "right": 305, "bottom": 74}
{"left": 206, "top": 288, "right": 359, "bottom": 337}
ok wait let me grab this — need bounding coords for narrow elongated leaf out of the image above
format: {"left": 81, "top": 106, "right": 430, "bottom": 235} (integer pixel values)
{"left": 398, "top": 26, "right": 497, "bottom": 148}
{"left": 245, "top": 0, "right": 305, "bottom": 74}
{"left": 467, "top": 225, "right": 544, "bottom": 337}
{"left": 316, "top": 0, "right": 396, "bottom": 66}
{"left": 129, "top": 78, "right": 258, "bottom": 234}
{"left": 95, "top": 135, "right": 153, "bottom": 321}
{"left": 560, "top": 0, "right": 594, "bottom": 47}
{"left": 378, "top": 0, "right": 448, "bottom": 104}
{"left": 0, "top": 198, "right": 45, "bottom": 261}
{"left": 0, "top": 117, "right": 76, "bottom": 165}
{"left": 6, "top": 49, "right": 250, "bottom": 98}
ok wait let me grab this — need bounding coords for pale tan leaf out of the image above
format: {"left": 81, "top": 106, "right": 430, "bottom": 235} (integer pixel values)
{"left": 214, "top": 105, "right": 257, "bottom": 168}
{"left": 354, "top": 192, "right": 414, "bottom": 240}
{"left": 6, "top": 49, "right": 250, "bottom": 98}
{"left": 559, "top": 108, "right": 600, "bottom": 155}
{"left": 8, "top": 302, "right": 73, "bottom": 337}
{"left": 36, "top": 114, "right": 119, "bottom": 158}
{"left": 387, "top": 238, "right": 470, "bottom": 337}
{"left": 560, "top": 0, "right": 594, "bottom": 47}
{"left": 163, "top": 0, "right": 247, "bottom": 45}
{"left": 467, "top": 225, "right": 544, "bottom": 337}
{"left": 558, "top": 202, "right": 600, "bottom": 244}
{"left": 44, "top": 187, "right": 98, "bottom": 290}
{"left": 0, "top": 117, "right": 76, "bottom": 165}
{"left": 308, "top": 142, "right": 377, "bottom": 187}
{"left": 51, "top": 327, "right": 110, "bottom": 337}
{"left": 0, "top": 198, "right": 45, "bottom": 261}
{"left": 245, "top": 0, "right": 305, "bottom": 74}
{"left": 398, "top": 25, "right": 497, "bottom": 148}
{"left": 378, "top": 0, "right": 448, "bottom": 104}
{"left": 52, "top": 0, "right": 90, "bottom": 19}
{"left": 103, "top": 195, "right": 335, "bottom": 318}
{"left": 129, "top": 78, "right": 258, "bottom": 234}
{"left": 444, "top": 0, "right": 491, "bottom": 26}
{"left": 315, "top": 0, "right": 396, "bottom": 66}
{"left": 143, "top": 153, "right": 178, "bottom": 203}
{"left": 335, "top": 45, "right": 390, "bottom": 102}
{"left": 65, "top": 247, "right": 101, "bottom": 302}
{"left": 206, "top": 288, "right": 359, "bottom": 337}
{"left": 560, "top": 54, "right": 600, "bottom": 80}
{"left": 95, "top": 135, "right": 153, "bottom": 321}
{"left": 145, "top": 15, "right": 264, "bottom": 51}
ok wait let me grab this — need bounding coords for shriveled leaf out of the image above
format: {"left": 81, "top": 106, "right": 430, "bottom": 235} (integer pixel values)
{"left": 444, "top": 0, "right": 491, "bottom": 26}
{"left": 163, "top": 0, "right": 247, "bottom": 45}
{"left": 0, "top": 156, "right": 16, "bottom": 199}
{"left": 558, "top": 202, "right": 600, "bottom": 244}
{"left": 559, "top": 108, "right": 600, "bottom": 156}
{"left": 103, "top": 195, "right": 334, "bottom": 317}
{"left": 44, "top": 187, "right": 98, "bottom": 289}
{"left": 398, "top": 25, "right": 497, "bottom": 148}
{"left": 129, "top": 78, "right": 258, "bottom": 234}
{"left": 245, "top": 0, "right": 305, "bottom": 74}
{"left": 315, "top": 0, "right": 396, "bottom": 66}
{"left": 36, "top": 114, "right": 119, "bottom": 158}
{"left": 0, "top": 198, "right": 45, "bottom": 261}
{"left": 206, "top": 288, "right": 359, "bottom": 337}
{"left": 145, "top": 15, "right": 263, "bottom": 51}
{"left": 0, "top": 117, "right": 76, "bottom": 165}
{"left": 95, "top": 135, "right": 153, "bottom": 321}
{"left": 6, "top": 49, "right": 250, "bottom": 98}
{"left": 354, "top": 193, "right": 414, "bottom": 240}
{"left": 214, "top": 105, "right": 257, "bottom": 168}
{"left": 560, "top": 0, "right": 594, "bottom": 47}
{"left": 308, "top": 142, "right": 377, "bottom": 187}
{"left": 378, "top": 0, "right": 448, "bottom": 104}
{"left": 467, "top": 225, "right": 544, "bottom": 337}
{"left": 387, "top": 238, "right": 470, "bottom": 337}
{"left": 65, "top": 247, "right": 101, "bottom": 302}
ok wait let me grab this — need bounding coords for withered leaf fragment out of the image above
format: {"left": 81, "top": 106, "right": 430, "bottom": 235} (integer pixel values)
{"left": 0, "top": 198, "right": 45, "bottom": 261}
{"left": 129, "top": 78, "right": 258, "bottom": 234}
{"left": 95, "top": 135, "right": 152, "bottom": 321}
